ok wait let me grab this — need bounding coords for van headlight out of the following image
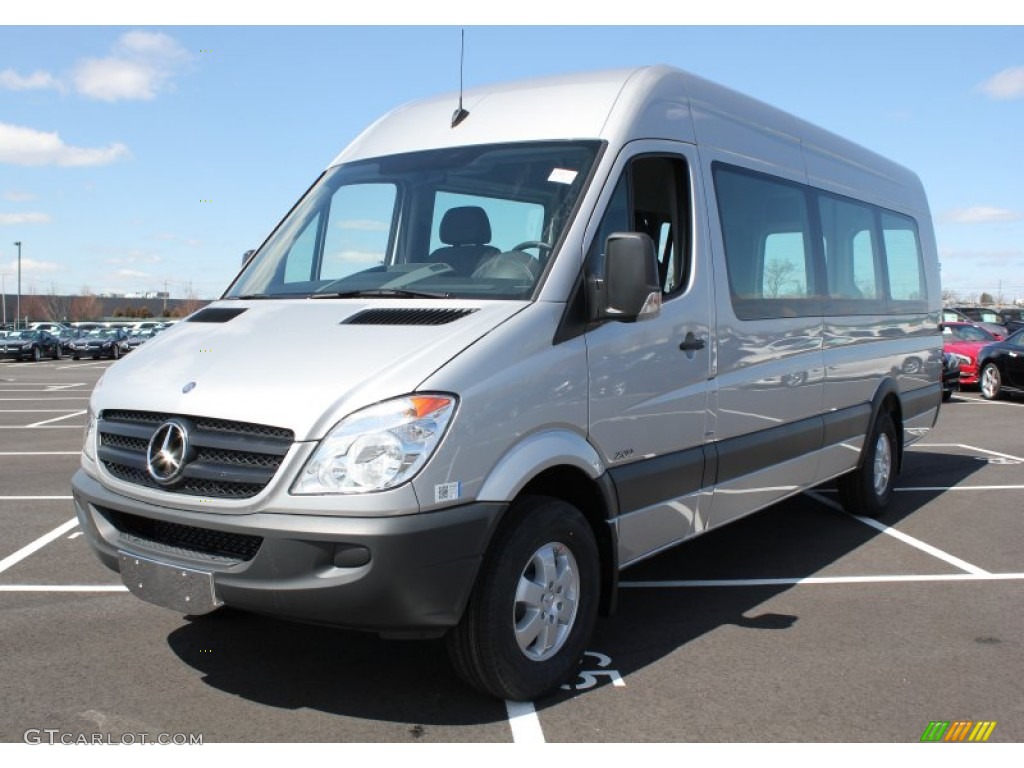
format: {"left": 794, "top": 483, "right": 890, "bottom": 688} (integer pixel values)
{"left": 82, "top": 408, "right": 98, "bottom": 464}
{"left": 292, "top": 394, "right": 456, "bottom": 494}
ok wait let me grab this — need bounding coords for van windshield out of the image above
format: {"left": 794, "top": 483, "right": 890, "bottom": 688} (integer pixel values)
{"left": 225, "top": 141, "right": 601, "bottom": 301}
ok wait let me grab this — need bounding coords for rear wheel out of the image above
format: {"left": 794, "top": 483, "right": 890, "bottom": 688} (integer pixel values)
{"left": 31, "top": 346, "right": 41, "bottom": 362}
{"left": 446, "top": 496, "right": 599, "bottom": 701}
{"left": 838, "top": 410, "right": 897, "bottom": 518}
{"left": 980, "top": 363, "right": 1003, "bottom": 400}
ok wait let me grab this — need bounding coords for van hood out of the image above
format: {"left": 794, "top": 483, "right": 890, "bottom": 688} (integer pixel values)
{"left": 90, "top": 299, "right": 525, "bottom": 441}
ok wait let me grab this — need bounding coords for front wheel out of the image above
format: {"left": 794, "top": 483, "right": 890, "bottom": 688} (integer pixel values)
{"left": 980, "top": 363, "right": 1003, "bottom": 400}
{"left": 446, "top": 496, "right": 600, "bottom": 701}
{"left": 838, "top": 410, "right": 897, "bottom": 518}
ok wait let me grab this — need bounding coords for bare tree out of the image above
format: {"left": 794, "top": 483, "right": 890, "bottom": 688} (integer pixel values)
{"left": 69, "top": 289, "right": 102, "bottom": 322}
{"left": 38, "top": 283, "right": 74, "bottom": 323}
{"left": 179, "top": 282, "right": 204, "bottom": 317}
{"left": 764, "top": 259, "right": 797, "bottom": 298}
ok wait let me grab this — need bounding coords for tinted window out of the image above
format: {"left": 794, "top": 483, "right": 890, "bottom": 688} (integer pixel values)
{"left": 713, "top": 166, "right": 818, "bottom": 318}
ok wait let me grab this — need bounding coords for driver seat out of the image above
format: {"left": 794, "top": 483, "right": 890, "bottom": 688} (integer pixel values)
{"left": 426, "top": 206, "right": 500, "bottom": 275}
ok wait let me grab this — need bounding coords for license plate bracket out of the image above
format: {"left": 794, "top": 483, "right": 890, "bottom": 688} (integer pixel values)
{"left": 118, "top": 551, "right": 222, "bottom": 615}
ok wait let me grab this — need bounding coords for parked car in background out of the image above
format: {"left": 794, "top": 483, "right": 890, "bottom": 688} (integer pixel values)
{"left": 942, "top": 321, "right": 997, "bottom": 386}
{"left": 70, "top": 328, "right": 131, "bottom": 360}
{"left": 125, "top": 327, "right": 162, "bottom": 350}
{"left": 55, "top": 327, "right": 83, "bottom": 358}
{"left": 998, "top": 307, "right": 1024, "bottom": 334}
{"left": 1, "top": 329, "right": 61, "bottom": 361}
{"left": 947, "top": 307, "right": 1007, "bottom": 339}
{"left": 976, "top": 328, "right": 1024, "bottom": 400}
{"left": 942, "top": 352, "right": 961, "bottom": 401}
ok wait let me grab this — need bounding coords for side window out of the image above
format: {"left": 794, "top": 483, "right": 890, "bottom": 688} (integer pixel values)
{"left": 819, "top": 195, "right": 882, "bottom": 302}
{"left": 280, "top": 183, "right": 397, "bottom": 286}
{"left": 881, "top": 212, "right": 926, "bottom": 302}
{"left": 282, "top": 212, "right": 320, "bottom": 284}
{"left": 320, "top": 183, "right": 396, "bottom": 280}
{"left": 586, "top": 155, "right": 691, "bottom": 297}
{"left": 714, "top": 166, "right": 817, "bottom": 318}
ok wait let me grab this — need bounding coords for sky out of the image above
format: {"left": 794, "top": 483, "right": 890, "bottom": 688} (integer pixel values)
{"left": 1, "top": 16, "right": 1024, "bottom": 304}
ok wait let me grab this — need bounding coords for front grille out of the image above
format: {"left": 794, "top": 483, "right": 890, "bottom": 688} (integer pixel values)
{"left": 97, "top": 410, "right": 295, "bottom": 499}
{"left": 102, "top": 507, "right": 263, "bottom": 562}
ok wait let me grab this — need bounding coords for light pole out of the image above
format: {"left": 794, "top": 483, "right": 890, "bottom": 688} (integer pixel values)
{"left": 1, "top": 271, "right": 7, "bottom": 328}
{"left": 13, "top": 241, "right": 21, "bottom": 330}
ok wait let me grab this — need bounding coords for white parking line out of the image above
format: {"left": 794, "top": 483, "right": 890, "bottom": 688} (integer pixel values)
{"left": 505, "top": 700, "right": 545, "bottom": 743}
{"left": 897, "top": 485, "right": 1024, "bottom": 491}
{"left": 0, "top": 496, "right": 74, "bottom": 500}
{"left": 805, "top": 490, "right": 990, "bottom": 575}
{"left": 806, "top": 490, "right": 991, "bottom": 572}
{"left": 0, "top": 399, "right": 90, "bottom": 405}
{"left": 0, "top": 518, "right": 78, "bottom": 575}
{"left": 26, "top": 410, "right": 86, "bottom": 427}
{"left": 0, "top": 409, "right": 87, "bottom": 413}
{"left": 0, "top": 426, "right": 81, "bottom": 429}
{"left": 0, "top": 452, "right": 79, "bottom": 456}
{"left": 0, "top": 585, "right": 127, "bottom": 592}
{"left": 917, "top": 442, "right": 1024, "bottom": 463}
{"left": 621, "top": 573, "right": 1024, "bottom": 588}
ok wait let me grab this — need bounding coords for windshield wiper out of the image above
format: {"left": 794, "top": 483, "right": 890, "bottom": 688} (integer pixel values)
{"left": 313, "top": 288, "right": 451, "bottom": 299}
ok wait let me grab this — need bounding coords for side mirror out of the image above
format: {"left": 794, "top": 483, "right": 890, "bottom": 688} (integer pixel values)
{"left": 241, "top": 249, "right": 256, "bottom": 267}
{"left": 587, "top": 232, "right": 662, "bottom": 323}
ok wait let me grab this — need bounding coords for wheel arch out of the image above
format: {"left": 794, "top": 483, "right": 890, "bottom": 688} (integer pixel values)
{"left": 476, "top": 430, "right": 619, "bottom": 617}
{"left": 866, "top": 377, "right": 905, "bottom": 474}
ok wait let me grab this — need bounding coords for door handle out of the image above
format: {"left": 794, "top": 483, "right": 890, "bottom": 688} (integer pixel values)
{"left": 679, "top": 333, "right": 706, "bottom": 352}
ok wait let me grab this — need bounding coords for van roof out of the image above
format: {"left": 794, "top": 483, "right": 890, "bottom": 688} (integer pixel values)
{"left": 331, "top": 65, "right": 925, "bottom": 214}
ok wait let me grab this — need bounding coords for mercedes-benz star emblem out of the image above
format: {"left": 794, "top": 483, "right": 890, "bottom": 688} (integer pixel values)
{"left": 146, "top": 420, "right": 191, "bottom": 485}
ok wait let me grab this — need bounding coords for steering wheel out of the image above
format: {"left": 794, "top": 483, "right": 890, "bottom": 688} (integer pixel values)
{"left": 511, "top": 240, "right": 553, "bottom": 254}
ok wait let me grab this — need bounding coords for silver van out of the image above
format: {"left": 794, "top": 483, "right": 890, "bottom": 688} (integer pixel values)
{"left": 73, "top": 65, "right": 942, "bottom": 701}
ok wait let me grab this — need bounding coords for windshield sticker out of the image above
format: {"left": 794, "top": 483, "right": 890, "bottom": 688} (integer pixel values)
{"left": 548, "top": 168, "right": 578, "bottom": 185}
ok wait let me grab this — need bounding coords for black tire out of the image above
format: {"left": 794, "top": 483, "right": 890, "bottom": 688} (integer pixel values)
{"left": 112, "top": 345, "right": 121, "bottom": 360}
{"left": 980, "top": 363, "right": 1003, "bottom": 401}
{"left": 446, "top": 496, "right": 600, "bottom": 701}
{"left": 31, "top": 346, "right": 41, "bottom": 363}
{"left": 942, "top": 388, "right": 952, "bottom": 402}
{"left": 838, "top": 409, "right": 897, "bottom": 518}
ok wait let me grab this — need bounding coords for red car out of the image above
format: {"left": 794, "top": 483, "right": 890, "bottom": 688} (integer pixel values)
{"left": 942, "top": 322, "right": 997, "bottom": 385}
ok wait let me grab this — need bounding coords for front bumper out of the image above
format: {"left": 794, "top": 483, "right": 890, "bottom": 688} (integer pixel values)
{"left": 72, "top": 469, "right": 505, "bottom": 634}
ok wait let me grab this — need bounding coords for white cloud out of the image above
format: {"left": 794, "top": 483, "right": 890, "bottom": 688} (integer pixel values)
{"left": 105, "top": 250, "right": 162, "bottom": 266}
{"left": 0, "top": 122, "right": 130, "bottom": 167}
{"left": 0, "top": 68, "right": 62, "bottom": 92}
{"left": 113, "top": 269, "right": 151, "bottom": 279}
{"left": 336, "top": 219, "right": 390, "bottom": 231}
{"left": 2, "top": 257, "right": 60, "bottom": 274}
{"left": 0, "top": 212, "right": 51, "bottom": 225}
{"left": 977, "top": 66, "right": 1024, "bottom": 100}
{"left": 3, "top": 190, "right": 36, "bottom": 202}
{"left": 72, "top": 30, "right": 191, "bottom": 102}
{"left": 324, "top": 249, "right": 386, "bottom": 264}
{"left": 942, "top": 206, "right": 1023, "bottom": 224}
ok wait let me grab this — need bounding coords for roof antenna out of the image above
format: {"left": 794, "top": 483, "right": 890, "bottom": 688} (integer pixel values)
{"left": 451, "top": 28, "right": 470, "bottom": 128}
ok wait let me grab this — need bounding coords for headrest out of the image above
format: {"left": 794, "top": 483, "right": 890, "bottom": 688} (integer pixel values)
{"left": 439, "top": 206, "right": 492, "bottom": 246}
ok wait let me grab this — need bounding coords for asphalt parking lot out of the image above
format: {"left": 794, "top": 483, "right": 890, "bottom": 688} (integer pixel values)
{"left": 1, "top": 357, "right": 1021, "bottom": 744}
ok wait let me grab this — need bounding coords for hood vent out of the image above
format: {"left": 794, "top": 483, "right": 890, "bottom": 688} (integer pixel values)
{"left": 187, "top": 307, "right": 248, "bottom": 323}
{"left": 343, "top": 308, "right": 478, "bottom": 326}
